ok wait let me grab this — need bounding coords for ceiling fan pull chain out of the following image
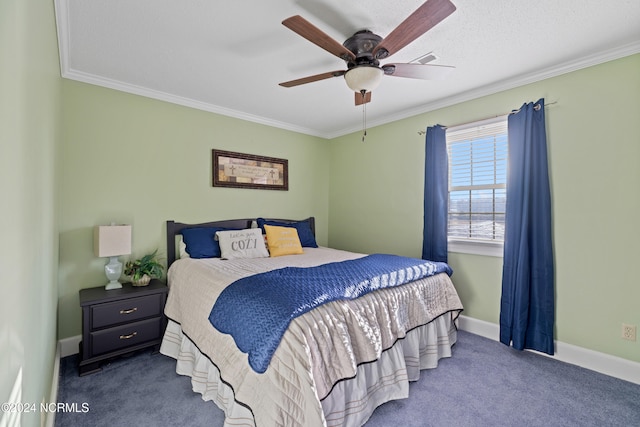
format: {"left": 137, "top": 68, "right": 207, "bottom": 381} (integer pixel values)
{"left": 361, "top": 90, "right": 367, "bottom": 142}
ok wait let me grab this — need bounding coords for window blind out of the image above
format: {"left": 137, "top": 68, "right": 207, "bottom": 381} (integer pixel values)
{"left": 446, "top": 116, "right": 508, "bottom": 241}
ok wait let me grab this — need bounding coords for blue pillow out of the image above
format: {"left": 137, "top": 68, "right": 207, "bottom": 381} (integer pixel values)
{"left": 256, "top": 218, "right": 318, "bottom": 248}
{"left": 181, "top": 227, "right": 232, "bottom": 258}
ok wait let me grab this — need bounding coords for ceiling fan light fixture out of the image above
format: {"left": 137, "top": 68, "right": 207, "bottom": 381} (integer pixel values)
{"left": 344, "top": 66, "right": 384, "bottom": 92}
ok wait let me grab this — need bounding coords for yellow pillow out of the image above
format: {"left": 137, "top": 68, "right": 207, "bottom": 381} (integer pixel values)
{"left": 264, "top": 225, "right": 304, "bottom": 257}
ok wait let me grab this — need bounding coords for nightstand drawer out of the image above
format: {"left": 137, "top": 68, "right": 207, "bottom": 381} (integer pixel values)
{"left": 90, "top": 317, "right": 162, "bottom": 356}
{"left": 91, "top": 294, "right": 163, "bottom": 329}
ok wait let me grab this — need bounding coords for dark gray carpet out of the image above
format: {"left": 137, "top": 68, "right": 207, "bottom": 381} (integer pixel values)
{"left": 55, "top": 331, "right": 640, "bottom": 426}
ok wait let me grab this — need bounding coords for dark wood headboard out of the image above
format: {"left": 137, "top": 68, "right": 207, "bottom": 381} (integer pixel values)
{"left": 166, "top": 217, "right": 315, "bottom": 268}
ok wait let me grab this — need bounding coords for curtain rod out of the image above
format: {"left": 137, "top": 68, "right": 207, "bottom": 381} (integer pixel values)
{"left": 417, "top": 101, "right": 557, "bottom": 135}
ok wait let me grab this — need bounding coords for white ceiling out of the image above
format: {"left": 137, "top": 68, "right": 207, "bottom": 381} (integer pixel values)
{"left": 55, "top": 0, "right": 640, "bottom": 139}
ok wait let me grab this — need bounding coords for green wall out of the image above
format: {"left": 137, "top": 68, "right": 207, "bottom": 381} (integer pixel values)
{"left": 58, "top": 81, "right": 329, "bottom": 338}
{"left": 0, "top": 0, "right": 61, "bottom": 425}
{"left": 329, "top": 54, "right": 640, "bottom": 363}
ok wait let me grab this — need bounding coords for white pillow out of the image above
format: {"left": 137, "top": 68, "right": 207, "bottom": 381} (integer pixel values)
{"left": 178, "top": 236, "right": 190, "bottom": 259}
{"left": 216, "top": 228, "right": 269, "bottom": 259}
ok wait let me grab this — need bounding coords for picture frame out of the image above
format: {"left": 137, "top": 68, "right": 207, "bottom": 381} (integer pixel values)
{"left": 212, "top": 149, "right": 288, "bottom": 191}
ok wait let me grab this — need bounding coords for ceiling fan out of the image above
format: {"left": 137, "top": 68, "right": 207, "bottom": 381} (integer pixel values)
{"left": 279, "top": 0, "right": 457, "bottom": 106}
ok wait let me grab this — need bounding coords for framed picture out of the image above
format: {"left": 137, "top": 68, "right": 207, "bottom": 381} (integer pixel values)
{"left": 212, "top": 149, "right": 288, "bottom": 191}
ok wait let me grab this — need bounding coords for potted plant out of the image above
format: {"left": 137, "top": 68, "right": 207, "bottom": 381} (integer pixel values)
{"left": 124, "top": 249, "right": 164, "bottom": 286}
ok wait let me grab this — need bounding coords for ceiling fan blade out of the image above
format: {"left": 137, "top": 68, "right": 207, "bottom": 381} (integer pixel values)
{"left": 373, "top": 0, "right": 456, "bottom": 60}
{"left": 282, "top": 15, "right": 356, "bottom": 62}
{"left": 355, "top": 91, "right": 372, "bottom": 106}
{"left": 382, "top": 63, "right": 455, "bottom": 80}
{"left": 279, "top": 70, "right": 346, "bottom": 88}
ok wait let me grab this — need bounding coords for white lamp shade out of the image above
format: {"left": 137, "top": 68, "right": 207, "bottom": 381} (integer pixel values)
{"left": 94, "top": 225, "right": 132, "bottom": 257}
{"left": 344, "top": 66, "right": 384, "bottom": 92}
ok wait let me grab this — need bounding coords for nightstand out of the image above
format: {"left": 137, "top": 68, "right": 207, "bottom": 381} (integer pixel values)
{"left": 78, "top": 279, "right": 168, "bottom": 376}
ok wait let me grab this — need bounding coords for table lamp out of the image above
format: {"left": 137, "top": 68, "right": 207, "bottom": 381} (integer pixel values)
{"left": 94, "top": 224, "right": 132, "bottom": 290}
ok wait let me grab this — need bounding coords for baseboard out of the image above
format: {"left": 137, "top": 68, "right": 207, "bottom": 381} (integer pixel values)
{"left": 458, "top": 315, "right": 640, "bottom": 385}
{"left": 59, "top": 334, "right": 81, "bottom": 358}
{"left": 44, "top": 343, "right": 61, "bottom": 427}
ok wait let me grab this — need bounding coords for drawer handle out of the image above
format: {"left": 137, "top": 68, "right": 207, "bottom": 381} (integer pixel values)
{"left": 119, "top": 332, "right": 138, "bottom": 340}
{"left": 119, "top": 307, "right": 138, "bottom": 315}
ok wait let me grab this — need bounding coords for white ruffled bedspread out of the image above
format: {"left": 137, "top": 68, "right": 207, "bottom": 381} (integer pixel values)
{"left": 161, "top": 247, "right": 463, "bottom": 427}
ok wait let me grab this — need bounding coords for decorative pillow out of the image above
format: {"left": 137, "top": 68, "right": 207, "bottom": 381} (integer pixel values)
{"left": 216, "top": 228, "right": 270, "bottom": 260}
{"left": 264, "top": 225, "right": 304, "bottom": 257}
{"left": 181, "top": 227, "right": 231, "bottom": 259}
{"left": 256, "top": 218, "right": 318, "bottom": 248}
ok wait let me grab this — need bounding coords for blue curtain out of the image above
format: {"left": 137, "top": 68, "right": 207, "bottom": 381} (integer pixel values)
{"left": 500, "top": 99, "right": 555, "bottom": 355}
{"left": 422, "top": 125, "right": 448, "bottom": 263}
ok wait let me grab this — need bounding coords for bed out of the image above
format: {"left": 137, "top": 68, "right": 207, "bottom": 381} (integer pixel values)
{"left": 160, "top": 217, "right": 463, "bottom": 427}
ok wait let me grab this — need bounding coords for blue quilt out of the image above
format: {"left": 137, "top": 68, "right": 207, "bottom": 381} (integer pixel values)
{"left": 209, "top": 254, "right": 452, "bottom": 373}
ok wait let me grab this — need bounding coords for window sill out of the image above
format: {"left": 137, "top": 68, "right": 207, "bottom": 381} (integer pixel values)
{"left": 448, "top": 239, "right": 504, "bottom": 257}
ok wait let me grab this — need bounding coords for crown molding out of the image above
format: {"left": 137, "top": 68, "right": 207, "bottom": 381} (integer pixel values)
{"left": 55, "top": 0, "right": 640, "bottom": 140}
{"left": 328, "top": 40, "right": 640, "bottom": 138}
{"left": 61, "top": 68, "right": 328, "bottom": 138}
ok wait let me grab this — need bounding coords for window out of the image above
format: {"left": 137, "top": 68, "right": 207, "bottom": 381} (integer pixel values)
{"left": 446, "top": 116, "right": 508, "bottom": 257}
